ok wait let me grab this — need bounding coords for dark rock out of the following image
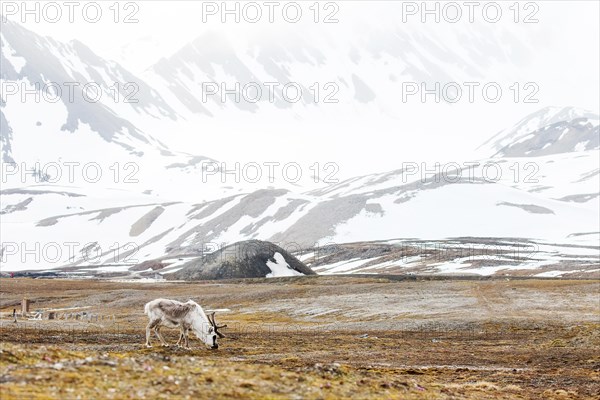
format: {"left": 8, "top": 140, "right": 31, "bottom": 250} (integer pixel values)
{"left": 167, "top": 240, "right": 315, "bottom": 281}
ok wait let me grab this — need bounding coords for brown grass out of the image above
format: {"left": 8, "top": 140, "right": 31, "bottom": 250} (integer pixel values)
{"left": 0, "top": 278, "right": 599, "bottom": 399}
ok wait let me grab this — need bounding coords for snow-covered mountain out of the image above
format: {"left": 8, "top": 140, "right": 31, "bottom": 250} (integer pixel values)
{"left": 0, "top": 21, "right": 597, "bottom": 275}
{"left": 144, "top": 23, "right": 535, "bottom": 118}
{"left": 479, "top": 106, "right": 599, "bottom": 158}
{"left": 0, "top": 20, "right": 227, "bottom": 200}
{"left": 0, "top": 20, "right": 174, "bottom": 158}
{"left": 130, "top": 21, "right": 553, "bottom": 172}
{"left": 2, "top": 133, "right": 598, "bottom": 272}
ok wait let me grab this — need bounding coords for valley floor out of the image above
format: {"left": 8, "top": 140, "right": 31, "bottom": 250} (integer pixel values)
{"left": 0, "top": 277, "right": 598, "bottom": 399}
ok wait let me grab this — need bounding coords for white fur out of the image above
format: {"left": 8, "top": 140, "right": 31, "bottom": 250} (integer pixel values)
{"left": 144, "top": 298, "right": 218, "bottom": 349}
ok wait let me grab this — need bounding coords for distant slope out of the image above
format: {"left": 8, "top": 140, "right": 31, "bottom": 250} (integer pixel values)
{"left": 1, "top": 150, "right": 598, "bottom": 272}
{"left": 301, "top": 239, "right": 600, "bottom": 278}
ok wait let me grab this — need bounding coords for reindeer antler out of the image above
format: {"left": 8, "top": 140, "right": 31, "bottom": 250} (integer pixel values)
{"left": 209, "top": 312, "right": 227, "bottom": 338}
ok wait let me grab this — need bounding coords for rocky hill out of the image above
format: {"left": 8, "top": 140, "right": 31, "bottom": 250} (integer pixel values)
{"left": 166, "top": 240, "right": 315, "bottom": 281}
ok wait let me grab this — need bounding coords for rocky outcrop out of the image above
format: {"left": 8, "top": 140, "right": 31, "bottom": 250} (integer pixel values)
{"left": 167, "top": 240, "right": 316, "bottom": 280}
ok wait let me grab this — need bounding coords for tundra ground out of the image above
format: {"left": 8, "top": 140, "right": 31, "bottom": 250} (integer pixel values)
{"left": 0, "top": 277, "right": 599, "bottom": 399}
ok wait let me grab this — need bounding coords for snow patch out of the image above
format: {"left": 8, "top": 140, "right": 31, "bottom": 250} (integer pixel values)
{"left": 574, "top": 141, "right": 589, "bottom": 152}
{"left": 0, "top": 35, "right": 26, "bottom": 73}
{"left": 266, "top": 252, "right": 302, "bottom": 278}
{"left": 535, "top": 270, "right": 565, "bottom": 277}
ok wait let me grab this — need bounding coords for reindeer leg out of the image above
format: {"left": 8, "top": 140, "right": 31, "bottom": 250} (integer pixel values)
{"left": 158, "top": 328, "right": 170, "bottom": 347}
{"left": 145, "top": 324, "right": 152, "bottom": 348}
{"left": 184, "top": 326, "right": 190, "bottom": 349}
{"left": 146, "top": 319, "right": 160, "bottom": 347}
{"left": 154, "top": 325, "right": 170, "bottom": 347}
{"left": 176, "top": 326, "right": 185, "bottom": 347}
{"left": 152, "top": 326, "right": 161, "bottom": 345}
{"left": 176, "top": 324, "right": 190, "bottom": 348}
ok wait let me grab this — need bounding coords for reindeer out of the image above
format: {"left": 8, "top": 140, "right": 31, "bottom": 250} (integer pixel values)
{"left": 144, "top": 299, "right": 226, "bottom": 349}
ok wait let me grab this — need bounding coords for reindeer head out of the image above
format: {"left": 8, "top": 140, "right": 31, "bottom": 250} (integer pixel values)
{"left": 204, "top": 312, "right": 226, "bottom": 350}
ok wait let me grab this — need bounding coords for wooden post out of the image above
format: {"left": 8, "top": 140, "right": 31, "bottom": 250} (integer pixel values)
{"left": 21, "top": 298, "right": 30, "bottom": 314}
